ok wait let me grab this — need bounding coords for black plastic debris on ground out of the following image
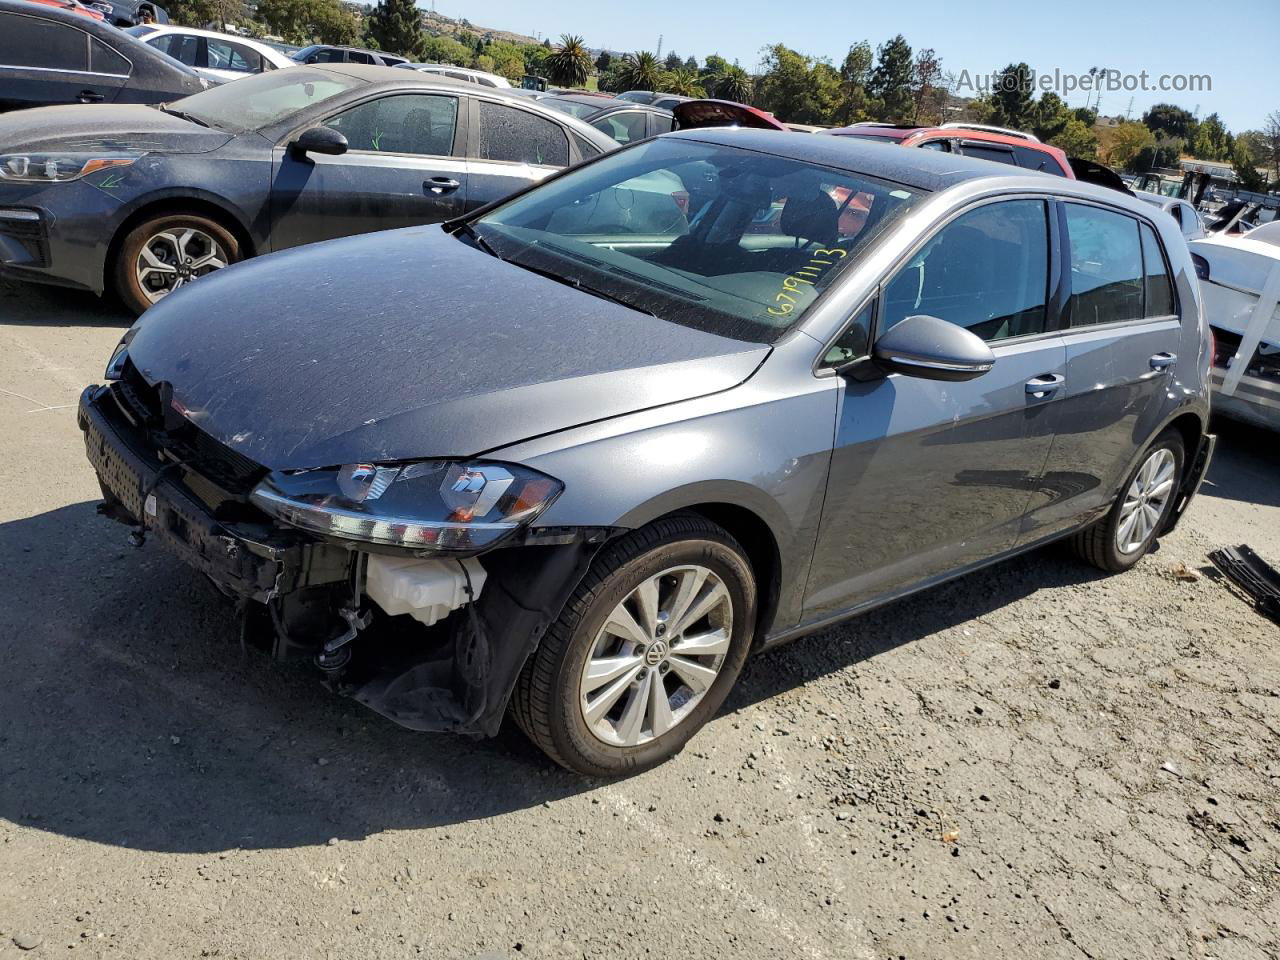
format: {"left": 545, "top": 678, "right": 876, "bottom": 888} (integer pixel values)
{"left": 1208, "top": 544, "right": 1280, "bottom": 625}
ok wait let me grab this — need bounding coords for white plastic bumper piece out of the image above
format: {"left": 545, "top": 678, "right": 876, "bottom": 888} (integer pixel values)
{"left": 364, "top": 554, "right": 487, "bottom": 626}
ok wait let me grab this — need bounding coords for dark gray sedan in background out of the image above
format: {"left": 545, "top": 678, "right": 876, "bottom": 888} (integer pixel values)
{"left": 80, "top": 131, "right": 1214, "bottom": 776}
{"left": 0, "top": 63, "right": 614, "bottom": 312}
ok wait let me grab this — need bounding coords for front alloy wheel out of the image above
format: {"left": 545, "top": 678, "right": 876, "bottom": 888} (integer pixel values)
{"left": 579, "top": 565, "right": 733, "bottom": 747}
{"left": 135, "top": 227, "right": 229, "bottom": 304}
{"left": 513, "top": 515, "right": 756, "bottom": 777}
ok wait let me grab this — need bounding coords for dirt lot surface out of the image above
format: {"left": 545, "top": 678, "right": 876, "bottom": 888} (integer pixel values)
{"left": 2, "top": 278, "right": 1279, "bottom": 960}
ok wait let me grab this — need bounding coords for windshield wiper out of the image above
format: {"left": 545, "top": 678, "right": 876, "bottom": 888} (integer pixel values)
{"left": 450, "top": 220, "right": 503, "bottom": 260}
{"left": 159, "top": 105, "right": 210, "bottom": 128}
{"left": 505, "top": 254, "right": 662, "bottom": 319}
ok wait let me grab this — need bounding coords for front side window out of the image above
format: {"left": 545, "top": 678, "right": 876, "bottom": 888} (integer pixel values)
{"left": 324, "top": 93, "right": 457, "bottom": 156}
{"left": 167, "top": 68, "right": 364, "bottom": 132}
{"left": 472, "top": 138, "right": 922, "bottom": 342}
{"left": 961, "top": 143, "right": 1017, "bottom": 166}
{"left": 1065, "top": 203, "right": 1143, "bottom": 326}
{"left": 591, "top": 111, "right": 648, "bottom": 145}
{"left": 0, "top": 15, "right": 88, "bottom": 71}
{"left": 1139, "top": 222, "right": 1175, "bottom": 317}
{"left": 477, "top": 101, "right": 569, "bottom": 166}
{"left": 881, "top": 198, "right": 1050, "bottom": 342}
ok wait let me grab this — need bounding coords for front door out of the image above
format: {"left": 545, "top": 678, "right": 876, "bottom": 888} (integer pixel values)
{"left": 269, "top": 92, "right": 468, "bottom": 251}
{"left": 804, "top": 197, "right": 1067, "bottom": 619}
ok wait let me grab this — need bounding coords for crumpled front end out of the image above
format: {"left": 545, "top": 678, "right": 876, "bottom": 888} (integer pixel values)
{"left": 78, "top": 370, "right": 610, "bottom": 737}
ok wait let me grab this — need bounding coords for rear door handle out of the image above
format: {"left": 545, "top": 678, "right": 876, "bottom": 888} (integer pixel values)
{"left": 425, "top": 177, "right": 460, "bottom": 195}
{"left": 77, "top": 89, "right": 105, "bottom": 103}
{"left": 1149, "top": 352, "right": 1177, "bottom": 371}
{"left": 1025, "top": 374, "right": 1065, "bottom": 398}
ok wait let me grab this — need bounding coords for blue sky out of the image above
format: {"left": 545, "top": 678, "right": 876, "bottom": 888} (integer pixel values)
{"left": 431, "top": 0, "right": 1278, "bottom": 132}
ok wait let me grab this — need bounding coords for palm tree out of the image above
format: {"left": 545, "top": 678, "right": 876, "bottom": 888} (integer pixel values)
{"left": 713, "top": 64, "right": 753, "bottom": 104}
{"left": 661, "top": 68, "right": 705, "bottom": 98}
{"left": 546, "top": 34, "right": 592, "bottom": 88}
{"left": 620, "top": 51, "right": 663, "bottom": 91}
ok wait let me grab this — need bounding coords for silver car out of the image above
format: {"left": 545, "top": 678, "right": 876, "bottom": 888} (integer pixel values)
{"left": 80, "top": 130, "right": 1215, "bottom": 776}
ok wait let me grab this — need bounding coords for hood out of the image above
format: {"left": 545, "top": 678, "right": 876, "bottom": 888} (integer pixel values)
{"left": 673, "top": 100, "right": 789, "bottom": 132}
{"left": 126, "top": 225, "right": 770, "bottom": 470}
{"left": 0, "top": 103, "right": 231, "bottom": 154}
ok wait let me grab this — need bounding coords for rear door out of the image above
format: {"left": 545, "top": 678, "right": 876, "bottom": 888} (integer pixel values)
{"left": 804, "top": 197, "right": 1068, "bottom": 618}
{"left": 1023, "top": 202, "right": 1183, "bottom": 540}
{"left": 462, "top": 98, "right": 570, "bottom": 211}
{"left": 270, "top": 90, "right": 468, "bottom": 250}
{"left": 0, "top": 11, "right": 128, "bottom": 108}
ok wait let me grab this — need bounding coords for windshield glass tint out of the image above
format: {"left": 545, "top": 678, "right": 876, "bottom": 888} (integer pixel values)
{"left": 172, "top": 68, "right": 363, "bottom": 131}
{"left": 474, "top": 138, "right": 922, "bottom": 343}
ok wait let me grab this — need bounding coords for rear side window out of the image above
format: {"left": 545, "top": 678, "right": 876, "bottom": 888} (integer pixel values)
{"left": 477, "top": 102, "right": 569, "bottom": 166}
{"left": 325, "top": 94, "right": 458, "bottom": 156}
{"left": 207, "top": 38, "right": 261, "bottom": 73}
{"left": 307, "top": 48, "right": 343, "bottom": 63}
{"left": 346, "top": 50, "right": 374, "bottom": 64}
{"left": 90, "top": 37, "right": 129, "bottom": 75}
{"left": 153, "top": 33, "right": 199, "bottom": 67}
{"left": 882, "top": 198, "right": 1051, "bottom": 342}
{"left": 591, "top": 111, "right": 648, "bottom": 145}
{"left": 1065, "top": 204, "right": 1144, "bottom": 326}
{"left": 1139, "top": 222, "right": 1175, "bottom": 317}
{"left": 1012, "top": 145, "right": 1061, "bottom": 175}
{"left": 917, "top": 139, "right": 951, "bottom": 152}
{"left": 960, "top": 143, "right": 1017, "bottom": 166}
{"left": 0, "top": 15, "right": 88, "bottom": 71}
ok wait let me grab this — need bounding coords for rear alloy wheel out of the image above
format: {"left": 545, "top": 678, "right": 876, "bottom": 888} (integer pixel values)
{"left": 114, "top": 214, "right": 239, "bottom": 315}
{"left": 512, "top": 515, "right": 756, "bottom": 777}
{"left": 1070, "top": 428, "right": 1185, "bottom": 573}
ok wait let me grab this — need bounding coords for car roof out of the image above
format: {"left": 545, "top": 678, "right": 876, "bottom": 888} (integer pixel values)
{"left": 668, "top": 127, "right": 1143, "bottom": 203}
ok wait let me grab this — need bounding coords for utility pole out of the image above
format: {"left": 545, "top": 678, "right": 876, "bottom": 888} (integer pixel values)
{"left": 656, "top": 33, "right": 663, "bottom": 58}
{"left": 1125, "top": 96, "right": 1134, "bottom": 121}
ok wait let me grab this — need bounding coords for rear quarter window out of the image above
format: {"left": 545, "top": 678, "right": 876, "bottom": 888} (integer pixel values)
{"left": 477, "top": 101, "right": 569, "bottom": 166}
{"left": 1012, "top": 144, "right": 1065, "bottom": 176}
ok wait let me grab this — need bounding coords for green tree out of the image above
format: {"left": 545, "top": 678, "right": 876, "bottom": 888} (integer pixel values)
{"left": 756, "top": 45, "right": 838, "bottom": 125}
{"left": 870, "top": 35, "right": 914, "bottom": 121}
{"left": 1232, "top": 141, "right": 1266, "bottom": 192}
{"left": 620, "top": 51, "right": 663, "bottom": 91}
{"left": 597, "top": 60, "right": 629, "bottom": 93}
{"left": 1104, "top": 121, "right": 1155, "bottom": 169}
{"left": 1192, "top": 113, "right": 1232, "bottom": 161}
{"left": 835, "top": 41, "right": 873, "bottom": 125}
{"left": 661, "top": 67, "right": 706, "bottom": 97}
{"left": 989, "top": 62, "right": 1034, "bottom": 130}
{"left": 1049, "top": 117, "right": 1098, "bottom": 159}
{"left": 1132, "top": 136, "right": 1184, "bottom": 173}
{"left": 419, "top": 34, "right": 472, "bottom": 66}
{"left": 520, "top": 43, "right": 550, "bottom": 78}
{"left": 546, "top": 34, "right": 592, "bottom": 87}
{"left": 1031, "top": 92, "right": 1070, "bottom": 141}
{"left": 487, "top": 41, "right": 526, "bottom": 81}
{"left": 1142, "top": 103, "right": 1197, "bottom": 141}
{"left": 255, "top": 0, "right": 357, "bottom": 45}
{"left": 714, "top": 64, "right": 753, "bottom": 103}
{"left": 683, "top": 55, "right": 699, "bottom": 72}
{"left": 912, "top": 47, "right": 946, "bottom": 125}
{"left": 365, "top": 0, "right": 424, "bottom": 59}
{"left": 664, "top": 50, "right": 682, "bottom": 72}
{"left": 594, "top": 51, "right": 612, "bottom": 72}
{"left": 700, "top": 54, "right": 729, "bottom": 84}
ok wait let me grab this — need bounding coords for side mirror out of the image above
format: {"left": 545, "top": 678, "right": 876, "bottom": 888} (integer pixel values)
{"left": 291, "top": 126, "right": 348, "bottom": 157}
{"left": 865, "top": 314, "right": 995, "bottom": 382}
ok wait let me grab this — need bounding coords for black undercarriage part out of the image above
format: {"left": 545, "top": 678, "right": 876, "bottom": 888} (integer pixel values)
{"left": 1209, "top": 544, "right": 1280, "bottom": 625}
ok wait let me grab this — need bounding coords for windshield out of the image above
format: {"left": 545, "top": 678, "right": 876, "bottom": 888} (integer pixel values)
{"left": 472, "top": 138, "right": 923, "bottom": 343}
{"left": 168, "top": 68, "right": 364, "bottom": 132}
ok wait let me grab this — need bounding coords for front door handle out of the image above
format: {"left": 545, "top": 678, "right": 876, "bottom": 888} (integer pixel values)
{"left": 1149, "top": 352, "right": 1177, "bottom": 371}
{"left": 1025, "top": 373, "right": 1065, "bottom": 398}
{"left": 77, "top": 89, "right": 105, "bottom": 103}
{"left": 425, "top": 177, "right": 460, "bottom": 195}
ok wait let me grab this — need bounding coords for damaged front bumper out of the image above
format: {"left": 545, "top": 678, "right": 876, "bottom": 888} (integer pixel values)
{"left": 77, "top": 383, "right": 610, "bottom": 738}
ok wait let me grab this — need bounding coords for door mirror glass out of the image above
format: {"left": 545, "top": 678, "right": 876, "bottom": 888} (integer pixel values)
{"left": 869, "top": 313, "right": 995, "bottom": 382}
{"left": 292, "top": 125, "right": 348, "bottom": 156}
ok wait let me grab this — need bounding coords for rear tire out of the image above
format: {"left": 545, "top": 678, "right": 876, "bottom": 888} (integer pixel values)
{"left": 1070, "top": 428, "right": 1185, "bottom": 573}
{"left": 512, "top": 515, "right": 756, "bottom": 777}
{"left": 113, "top": 213, "right": 240, "bottom": 316}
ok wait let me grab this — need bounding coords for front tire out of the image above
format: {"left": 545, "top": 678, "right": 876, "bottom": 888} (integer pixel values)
{"left": 1070, "top": 428, "right": 1185, "bottom": 573}
{"left": 512, "top": 515, "right": 757, "bottom": 777}
{"left": 113, "top": 213, "right": 239, "bottom": 316}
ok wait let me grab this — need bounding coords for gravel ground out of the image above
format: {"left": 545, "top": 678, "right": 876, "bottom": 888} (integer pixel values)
{"left": 2, "top": 278, "right": 1278, "bottom": 960}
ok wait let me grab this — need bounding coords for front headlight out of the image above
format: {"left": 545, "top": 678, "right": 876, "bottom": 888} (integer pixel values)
{"left": 0, "top": 153, "right": 141, "bottom": 183}
{"left": 104, "top": 326, "right": 139, "bottom": 380}
{"left": 250, "top": 460, "right": 563, "bottom": 553}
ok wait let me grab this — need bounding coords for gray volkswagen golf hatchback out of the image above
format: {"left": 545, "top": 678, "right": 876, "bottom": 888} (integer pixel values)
{"left": 81, "top": 130, "right": 1214, "bottom": 776}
